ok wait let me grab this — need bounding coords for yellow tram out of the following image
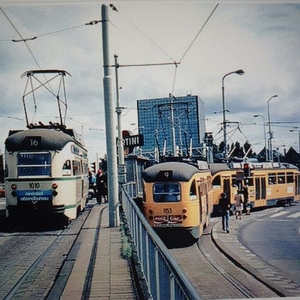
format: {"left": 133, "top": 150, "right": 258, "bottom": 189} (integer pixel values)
{"left": 142, "top": 161, "right": 213, "bottom": 240}
{"left": 210, "top": 162, "right": 300, "bottom": 214}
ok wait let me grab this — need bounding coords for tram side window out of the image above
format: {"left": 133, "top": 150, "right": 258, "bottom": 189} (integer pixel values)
{"left": 231, "top": 175, "right": 237, "bottom": 187}
{"left": 83, "top": 162, "right": 89, "bottom": 174}
{"left": 17, "top": 152, "right": 51, "bottom": 176}
{"left": 278, "top": 173, "right": 285, "bottom": 184}
{"left": 189, "top": 180, "right": 197, "bottom": 200}
{"left": 62, "top": 160, "right": 72, "bottom": 176}
{"left": 72, "top": 160, "right": 81, "bottom": 175}
{"left": 268, "top": 173, "right": 276, "bottom": 185}
{"left": 212, "top": 175, "right": 221, "bottom": 186}
{"left": 153, "top": 183, "right": 181, "bottom": 202}
{"left": 287, "top": 172, "right": 294, "bottom": 183}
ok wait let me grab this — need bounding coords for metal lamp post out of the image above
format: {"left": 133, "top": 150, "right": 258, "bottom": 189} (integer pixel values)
{"left": 267, "top": 95, "right": 278, "bottom": 162}
{"left": 254, "top": 114, "right": 267, "bottom": 161}
{"left": 222, "top": 69, "right": 244, "bottom": 159}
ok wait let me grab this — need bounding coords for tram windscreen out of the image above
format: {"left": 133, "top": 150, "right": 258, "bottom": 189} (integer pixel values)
{"left": 17, "top": 152, "right": 51, "bottom": 176}
{"left": 153, "top": 183, "right": 180, "bottom": 202}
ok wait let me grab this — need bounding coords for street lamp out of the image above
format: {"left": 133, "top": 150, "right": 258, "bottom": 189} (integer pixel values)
{"left": 254, "top": 114, "right": 267, "bottom": 161}
{"left": 222, "top": 69, "right": 244, "bottom": 159}
{"left": 267, "top": 95, "right": 278, "bottom": 162}
{"left": 289, "top": 129, "right": 300, "bottom": 153}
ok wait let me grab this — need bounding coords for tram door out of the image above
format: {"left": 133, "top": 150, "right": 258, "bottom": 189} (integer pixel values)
{"left": 254, "top": 175, "right": 266, "bottom": 207}
{"left": 294, "top": 173, "right": 300, "bottom": 202}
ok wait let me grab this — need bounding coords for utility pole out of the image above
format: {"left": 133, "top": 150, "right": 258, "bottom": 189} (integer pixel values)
{"left": 114, "top": 54, "right": 126, "bottom": 206}
{"left": 114, "top": 54, "right": 125, "bottom": 166}
{"left": 169, "top": 94, "right": 176, "bottom": 156}
{"left": 101, "top": 4, "right": 119, "bottom": 227}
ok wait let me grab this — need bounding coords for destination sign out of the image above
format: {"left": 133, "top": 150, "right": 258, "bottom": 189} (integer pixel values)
{"left": 17, "top": 190, "right": 52, "bottom": 201}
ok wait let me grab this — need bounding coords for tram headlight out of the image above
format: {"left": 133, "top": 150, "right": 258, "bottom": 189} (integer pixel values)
{"left": 11, "top": 184, "right": 17, "bottom": 190}
{"left": 182, "top": 208, "right": 187, "bottom": 213}
{"left": 183, "top": 214, "right": 187, "bottom": 219}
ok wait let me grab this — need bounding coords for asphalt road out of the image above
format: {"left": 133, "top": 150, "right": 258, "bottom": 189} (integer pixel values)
{"left": 238, "top": 203, "right": 300, "bottom": 285}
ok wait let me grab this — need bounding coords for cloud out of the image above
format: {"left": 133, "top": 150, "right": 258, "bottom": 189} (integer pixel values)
{"left": 0, "top": 1, "right": 300, "bottom": 159}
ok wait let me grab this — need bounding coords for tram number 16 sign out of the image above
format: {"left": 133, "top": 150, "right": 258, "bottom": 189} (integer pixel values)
{"left": 24, "top": 136, "right": 42, "bottom": 149}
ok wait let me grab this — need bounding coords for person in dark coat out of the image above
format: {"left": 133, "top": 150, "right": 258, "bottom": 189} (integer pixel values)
{"left": 243, "top": 185, "right": 250, "bottom": 214}
{"left": 96, "top": 169, "right": 107, "bottom": 204}
{"left": 219, "top": 192, "right": 231, "bottom": 233}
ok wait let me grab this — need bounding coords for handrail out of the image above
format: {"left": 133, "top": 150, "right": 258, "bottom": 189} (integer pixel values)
{"left": 121, "top": 183, "right": 201, "bottom": 300}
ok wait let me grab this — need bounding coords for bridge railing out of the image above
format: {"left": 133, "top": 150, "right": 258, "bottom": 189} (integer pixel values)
{"left": 121, "top": 183, "right": 201, "bottom": 300}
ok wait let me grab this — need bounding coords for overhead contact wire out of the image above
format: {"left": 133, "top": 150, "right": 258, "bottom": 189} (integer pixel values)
{"left": 0, "top": 7, "right": 43, "bottom": 71}
{"left": 179, "top": 3, "right": 219, "bottom": 63}
{"left": 172, "top": 3, "right": 219, "bottom": 95}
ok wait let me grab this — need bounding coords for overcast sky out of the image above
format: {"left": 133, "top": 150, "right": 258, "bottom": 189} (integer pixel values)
{"left": 0, "top": 0, "right": 300, "bottom": 161}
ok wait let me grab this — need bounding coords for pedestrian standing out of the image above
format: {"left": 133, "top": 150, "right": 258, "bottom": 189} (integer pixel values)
{"left": 219, "top": 192, "right": 231, "bottom": 233}
{"left": 88, "top": 170, "right": 96, "bottom": 197}
{"left": 96, "top": 169, "right": 107, "bottom": 204}
{"left": 243, "top": 185, "right": 249, "bottom": 214}
{"left": 234, "top": 191, "right": 244, "bottom": 220}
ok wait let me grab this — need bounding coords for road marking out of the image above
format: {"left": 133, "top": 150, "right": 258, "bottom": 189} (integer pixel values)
{"left": 270, "top": 211, "right": 289, "bottom": 218}
{"left": 288, "top": 212, "right": 300, "bottom": 218}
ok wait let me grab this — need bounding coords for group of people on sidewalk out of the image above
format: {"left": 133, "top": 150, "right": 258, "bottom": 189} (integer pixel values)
{"left": 219, "top": 186, "right": 249, "bottom": 233}
{"left": 88, "top": 169, "right": 108, "bottom": 204}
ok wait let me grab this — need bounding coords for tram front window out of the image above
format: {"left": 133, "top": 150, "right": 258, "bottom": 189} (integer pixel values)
{"left": 17, "top": 152, "right": 51, "bottom": 176}
{"left": 153, "top": 183, "right": 180, "bottom": 202}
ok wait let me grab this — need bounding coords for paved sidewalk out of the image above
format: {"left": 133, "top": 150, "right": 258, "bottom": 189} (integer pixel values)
{"left": 61, "top": 203, "right": 136, "bottom": 300}
{"left": 212, "top": 211, "right": 300, "bottom": 298}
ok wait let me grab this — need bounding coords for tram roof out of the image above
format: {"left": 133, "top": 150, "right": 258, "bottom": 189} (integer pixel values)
{"left": 208, "top": 163, "right": 231, "bottom": 175}
{"left": 142, "top": 161, "right": 204, "bottom": 182}
{"left": 5, "top": 128, "right": 80, "bottom": 151}
{"left": 208, "top": 162, "right": 298, "bottom": 175}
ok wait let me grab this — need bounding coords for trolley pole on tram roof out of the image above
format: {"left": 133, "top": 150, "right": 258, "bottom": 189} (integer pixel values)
{"left": 101, "top": 4, "right": 119, "bottom": 227}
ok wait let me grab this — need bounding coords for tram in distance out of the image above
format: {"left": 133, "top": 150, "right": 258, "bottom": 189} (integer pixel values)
{"left": 142, "top": 161, "right": 214, "bottom": 240}
{"left": 4, "top": 126, "right": 89, "bottom": 223}
{"left": 210, "top": 161, "right": 300, "bottom": 215}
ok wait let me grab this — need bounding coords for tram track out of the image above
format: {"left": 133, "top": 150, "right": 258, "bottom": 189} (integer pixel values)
{"left": 197, "top": 235, "right": 257, "bottom": 299}
{"left": 168, "top": 221, "right": 279, "bottom": 299}
{"left": 0, "top": 201, "right": 96, "bottom": 299}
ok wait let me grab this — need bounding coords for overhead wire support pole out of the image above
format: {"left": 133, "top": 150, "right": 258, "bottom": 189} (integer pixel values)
{"left": 170, "top": 94, "right": 176, "bottom": 156}
{"left": 114, "top": 54, "right": 124, "bottom": 166}
{"left": 101, "top": 4, "right": 119, "bottom": 227}
{"left": 267, "top": 95, "right": 278, "bottom": 162}
{"left": 114, "top": 54, "right": 126, "bottom": 189}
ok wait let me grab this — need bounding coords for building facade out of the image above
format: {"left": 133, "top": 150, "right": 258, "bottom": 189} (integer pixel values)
{"left": 137, "top": 95, "right": 205, "bottom": 158}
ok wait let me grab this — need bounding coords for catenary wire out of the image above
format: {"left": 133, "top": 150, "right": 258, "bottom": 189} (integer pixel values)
{"left": 179, "top": 3, "right": 219, "bottom": 63}
{"left": 0, "top": 7, "right": 43, "bottom": 71}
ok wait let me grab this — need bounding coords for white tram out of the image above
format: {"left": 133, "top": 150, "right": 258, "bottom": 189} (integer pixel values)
{"left": 5, "top": 126, "right": 89, "bottom": 221}
{"left": 4, "top": 69, "right": 89, "bottom": 224}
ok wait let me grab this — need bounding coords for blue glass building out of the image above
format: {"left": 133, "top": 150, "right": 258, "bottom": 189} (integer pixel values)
{"left": 137, "top": 95, "right": 205, "bottom": 157}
